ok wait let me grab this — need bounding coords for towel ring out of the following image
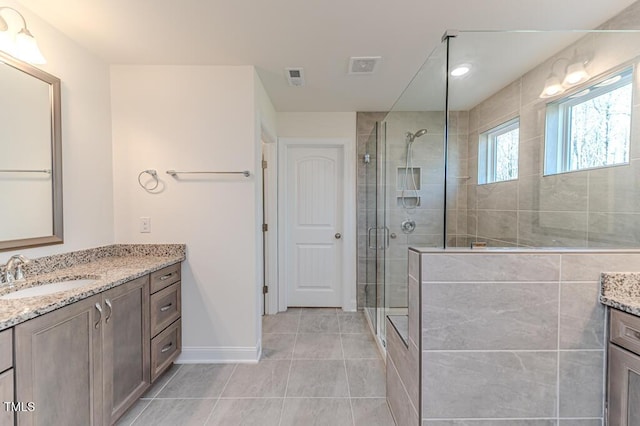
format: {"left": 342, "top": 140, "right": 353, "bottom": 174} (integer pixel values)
{"left": 138, "top": 169, "right": 159, "bottom": 191}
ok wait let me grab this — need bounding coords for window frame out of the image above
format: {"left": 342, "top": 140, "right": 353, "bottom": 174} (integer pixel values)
{"left": 544, "top": 66, "right": 633, "bottom": 176}
{"left": 478, "top": 117, "right": 520, "bottom": 185}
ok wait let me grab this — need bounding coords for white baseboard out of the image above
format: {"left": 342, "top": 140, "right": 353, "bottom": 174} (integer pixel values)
{"left": 176, "top": 345, "right": 261, "bottom": 364}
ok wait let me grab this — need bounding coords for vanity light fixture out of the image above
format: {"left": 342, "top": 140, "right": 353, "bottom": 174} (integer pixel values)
{"left": 539, "top": 52, "right": 590, "bottom": 99}
{"left": 0, "top": 7, "right": 46, "bottom": 64}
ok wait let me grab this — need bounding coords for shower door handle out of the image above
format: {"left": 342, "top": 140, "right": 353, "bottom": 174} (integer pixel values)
{"left": 367, "top": 227, "right": 376, "bottom": 249}
{"left": 384, "top": 227, "right": 390, "bottom": 249}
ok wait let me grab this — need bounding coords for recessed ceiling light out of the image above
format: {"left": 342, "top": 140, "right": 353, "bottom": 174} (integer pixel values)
{"left": 450, "top": 65, "right": 470, "bottom": 77}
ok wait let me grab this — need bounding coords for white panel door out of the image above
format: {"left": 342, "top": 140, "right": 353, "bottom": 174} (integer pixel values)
{"left": 286, "top": 145, "right": 343, "bottom": 307}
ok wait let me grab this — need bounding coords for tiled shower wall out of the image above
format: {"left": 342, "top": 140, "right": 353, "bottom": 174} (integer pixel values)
{"left": 356, "top": 112, "right": 446, "bottom": 310}
{"left": 453, "top": 2, "right": 640, "bottom": 248}
{"left": 420, "top": 249, "right": 640, "bottom": 425}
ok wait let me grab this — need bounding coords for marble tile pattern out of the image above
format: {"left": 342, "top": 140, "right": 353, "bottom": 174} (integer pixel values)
{"left": 600, "top": 272, "right": 640, "bottom": 317}
{"left": 0, "top": 244, "right": 185, "bottom": 330}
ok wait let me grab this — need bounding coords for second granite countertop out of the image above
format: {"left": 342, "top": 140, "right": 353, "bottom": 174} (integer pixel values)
{"left": 0, "top": 248, "right": 185, "bottom": 331}
{"left": 600, "top": 272, "right": 640, "bottom": 317}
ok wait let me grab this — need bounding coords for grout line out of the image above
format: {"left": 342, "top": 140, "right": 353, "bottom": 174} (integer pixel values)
{"left": 420, "top": 349, "right": 604, "bottom": 353}
{"left": 339, "top": 326, "right": 356, "bottom": 426}
{"left": 216, "top": 396, "right": 383, "bottom": 400}
{"left": 130, "top": 364, "right": 186, "bottom": 425}
{"left": 126, "top": 399, "right": 151, "bottom": 426}
{"left": 557, "top": 269, "right": 562, "bottom": 422}
{"left": 278, "top": 317, "right": 299, "bottom": 426}
{"left": 151, "top": 397, "right": 221, "bottom": 400}
{"left": 202, "top": 364, "right": 238, "bottom": 425}
{"left": 422, "top": 417, "right": 603, "bottom": 421}
{"left": 291, "top": 357, "right": 381, "bottom": 360}
{"left": 149, "top": 364, "right": 184, "bottom": 399}
{"left": 142, "top": 396, "right": 385, "bottom": 401}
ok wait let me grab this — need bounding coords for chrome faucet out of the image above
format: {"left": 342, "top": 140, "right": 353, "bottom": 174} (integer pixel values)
{"left": 2, "top": 255, "right": 31, "bottom": 287}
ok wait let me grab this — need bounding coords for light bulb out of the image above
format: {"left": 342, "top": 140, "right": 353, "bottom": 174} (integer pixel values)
{"left": 540, "top": 74, "right": 565, "bottom": 98}
{"left": 14, "top": 28, "right": 45, "bottom": 64}
{"left": 562, "top": 61, "right": 588, "bottom": 87}
{"left": 0, "top": 29, "right": 15, "bottom": 56}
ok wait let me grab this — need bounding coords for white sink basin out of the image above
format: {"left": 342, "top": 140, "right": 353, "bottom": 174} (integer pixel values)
{"left": 0, "top": 279, "right": 97, "bottom": 300}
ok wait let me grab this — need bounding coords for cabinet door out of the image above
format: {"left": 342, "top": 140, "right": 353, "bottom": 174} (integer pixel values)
{"left": 15, "top": 294, "right": 103, "bottom": 426}
{"left": 608, "top": 343, "right": 640, "bottom": 426}
{"left": 0, "top": 369, "right": 14, "bottom": 426}
{"left": 102, "top": 276, "right": 150, "bottom": 425}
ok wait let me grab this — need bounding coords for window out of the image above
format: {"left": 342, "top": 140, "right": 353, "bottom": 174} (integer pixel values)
{"left": 545, "top": 67, "right": 633, "bottom": 175}
{"left": 478, "top": 118, "right": 519, "bottom": 184}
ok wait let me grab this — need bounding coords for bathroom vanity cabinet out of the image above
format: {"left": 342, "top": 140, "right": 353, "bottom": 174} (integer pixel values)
{"left": 12, "top": 262, "right": 182, "bottom": 426}
{"left": 607, "top": 309, "right": 640, "bottom": 426}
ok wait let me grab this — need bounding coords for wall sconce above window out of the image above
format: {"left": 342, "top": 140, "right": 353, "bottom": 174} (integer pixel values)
{"left": 539, "top": 52, "right": 590, "bottom": 99}
{"left": 0, "top": 7, "right": 45, "bottom": 65}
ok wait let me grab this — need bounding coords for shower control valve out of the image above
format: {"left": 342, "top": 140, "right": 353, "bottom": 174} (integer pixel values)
{"left": 401, "top": 219, "right": 416, "bottom": 234}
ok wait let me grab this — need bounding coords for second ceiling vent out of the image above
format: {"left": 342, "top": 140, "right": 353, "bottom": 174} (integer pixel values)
{"left": 349, "top": 56, "right": 381, "bottom": 75}
{"left": 285, "top": 67, "right": 305, "bottom": 86}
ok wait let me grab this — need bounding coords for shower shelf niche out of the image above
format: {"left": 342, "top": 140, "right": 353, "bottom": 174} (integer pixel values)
{"left": 396, "top": 167, "right": 421, "bottom": 190}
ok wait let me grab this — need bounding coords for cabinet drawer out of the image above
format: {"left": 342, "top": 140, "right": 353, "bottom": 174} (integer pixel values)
{"left": 150, "top": 264, "right": 181, "bottom": 294}
{"left": 151, "top": 319, "right": 181, "bottom": 382}
{"left": 150, "top": 283, "right": 181, "bottom": 338}
{"left": 0, "top": 329, "right": 12, "bottom": 372}
{"left": 610, "top": 309, "right": 640, "bottom": 355}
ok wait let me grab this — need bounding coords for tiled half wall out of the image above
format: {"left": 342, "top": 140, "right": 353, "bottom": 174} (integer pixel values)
{"left": 418, "top": 249, "right": 640, "bottom": 425}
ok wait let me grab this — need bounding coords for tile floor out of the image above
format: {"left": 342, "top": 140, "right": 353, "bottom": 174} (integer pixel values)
{"left": 117, "top": 308, "right": 395, "bottom": 426}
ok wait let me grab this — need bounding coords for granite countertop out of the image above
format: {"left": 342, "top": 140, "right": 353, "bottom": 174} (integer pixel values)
{"left": 600, "top": 272, "right": 640, "bottom": 317}
{"left": 0, "top": 244, "right": 185, "bottom": 331}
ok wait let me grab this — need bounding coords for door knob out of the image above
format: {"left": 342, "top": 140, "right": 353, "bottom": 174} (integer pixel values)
{"left": 335, "top": 233, "right": 342, "bottom": 239}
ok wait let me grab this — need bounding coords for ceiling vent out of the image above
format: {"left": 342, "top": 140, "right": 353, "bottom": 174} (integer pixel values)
{"left": 285, "top": 67, "right": 305, "bottom": 86}
{"left": 349, "top": 56, "right": 381, "bottom": 75}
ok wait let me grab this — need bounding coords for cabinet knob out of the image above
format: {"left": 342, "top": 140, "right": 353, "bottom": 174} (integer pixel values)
{"left": 335, "top": 233, "right": 342, "bottom": 239}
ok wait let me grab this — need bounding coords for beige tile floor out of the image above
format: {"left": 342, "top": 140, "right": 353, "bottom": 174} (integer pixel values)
{"left": 117, "top": 308, "right": 395, "bottom": 426}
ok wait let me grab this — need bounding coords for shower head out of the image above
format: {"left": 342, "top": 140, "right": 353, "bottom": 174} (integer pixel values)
{"left": 406, "top": 129, "right": 428, "bottom": 142}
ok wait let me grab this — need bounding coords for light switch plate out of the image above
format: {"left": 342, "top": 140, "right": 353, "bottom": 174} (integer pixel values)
{"left": 140, "top": 217, "right": 151, "bottom": 233}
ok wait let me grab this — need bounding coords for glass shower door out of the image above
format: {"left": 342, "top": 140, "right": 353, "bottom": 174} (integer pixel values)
{"left": 364, "top": 121, "right": 389, "bottom": 345}
{"left": 364, "top": 124, "right": 378, "bottom": 335}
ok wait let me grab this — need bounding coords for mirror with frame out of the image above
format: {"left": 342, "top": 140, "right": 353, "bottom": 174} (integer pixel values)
{"left": 0, "top": 50, "right": 62, "bottom": 251}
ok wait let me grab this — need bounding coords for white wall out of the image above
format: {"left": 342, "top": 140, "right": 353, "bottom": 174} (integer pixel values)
{"left": 0, "top": 0, "right": 114, "bottom": 262}
{"left": 111, "top": 65, "right": 276, "bottom": 362}
{"left": 277, "top": 112, "right": 356, "bottom": 139}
